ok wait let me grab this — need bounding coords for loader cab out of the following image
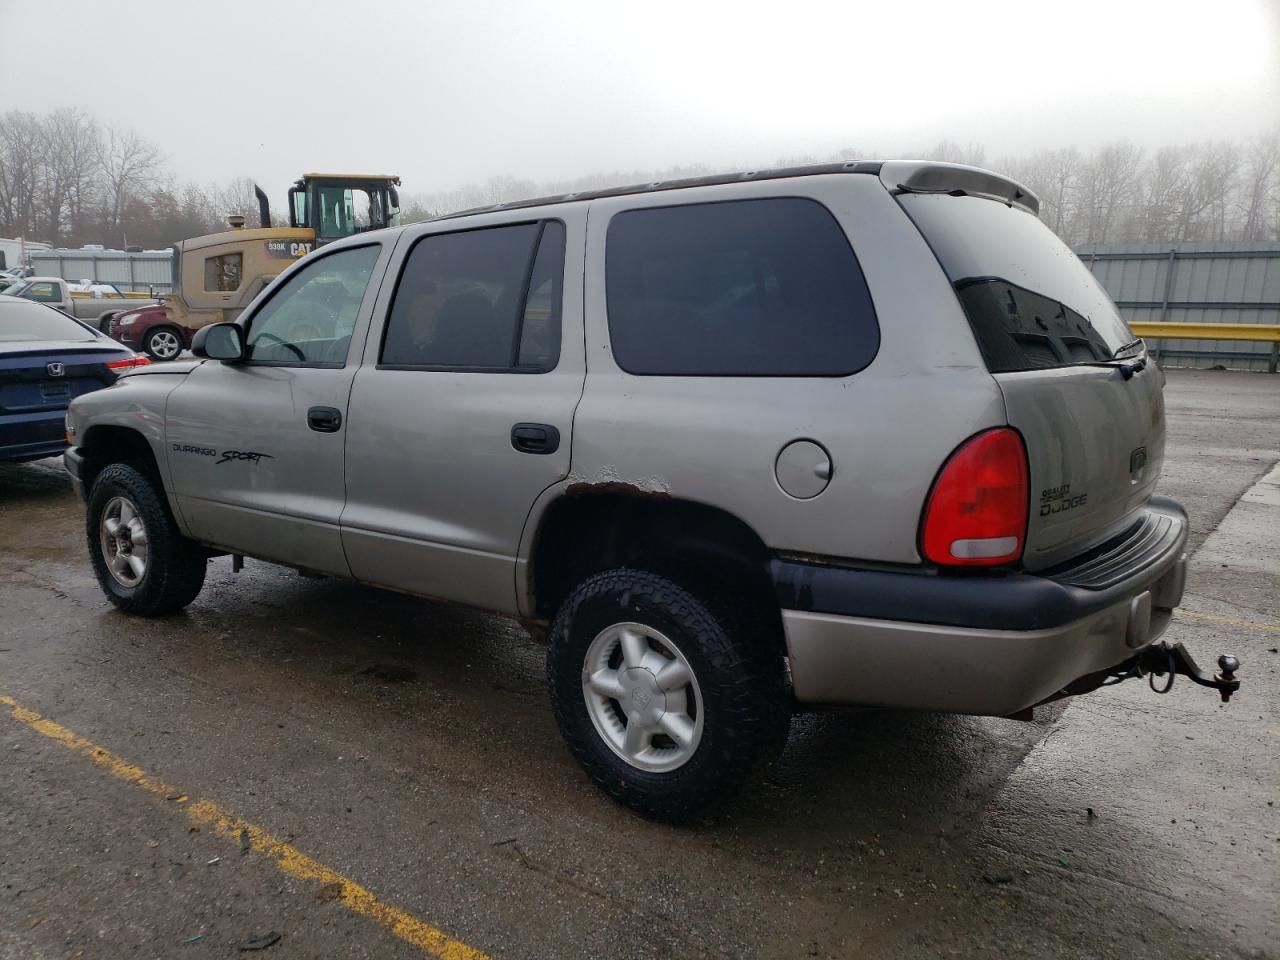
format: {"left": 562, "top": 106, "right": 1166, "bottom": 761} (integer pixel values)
{"left": 288, "top": 174, "right": 402, "bottom": 246}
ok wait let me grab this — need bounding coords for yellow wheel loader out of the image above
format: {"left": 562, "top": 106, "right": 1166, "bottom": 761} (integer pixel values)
{"left": 163, "top": 173, "right": 401, "bottom": 333}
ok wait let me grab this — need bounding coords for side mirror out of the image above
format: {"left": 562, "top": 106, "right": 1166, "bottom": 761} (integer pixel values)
{"left": 192, "top": 322, "right": 245, "bottom": 361}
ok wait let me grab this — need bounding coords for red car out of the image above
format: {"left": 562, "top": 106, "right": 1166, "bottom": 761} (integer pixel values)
{"left": 106, "top": 304, "right": 196, "bottom": 361}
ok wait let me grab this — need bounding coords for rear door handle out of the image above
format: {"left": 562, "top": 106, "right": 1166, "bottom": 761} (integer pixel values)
{"left": 511, "top": 422, "right": 560, "bottom": 455}
{"left": 307, "top": 406, "right": 343, "bottom": 432}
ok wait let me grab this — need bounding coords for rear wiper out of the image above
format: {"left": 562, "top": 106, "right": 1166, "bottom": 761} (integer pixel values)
{"left": 1079, "top": 338, "right": 1147, "bottom": 379}
{"left": 1110, "top": 337, "right": 1145, "bottom": 361}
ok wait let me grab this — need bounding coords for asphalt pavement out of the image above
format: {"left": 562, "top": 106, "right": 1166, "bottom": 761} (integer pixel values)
{"left": 0, "top": 368, "right": 1276, "bottom": 959}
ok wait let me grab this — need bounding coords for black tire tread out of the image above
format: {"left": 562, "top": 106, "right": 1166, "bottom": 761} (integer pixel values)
{"left": 86, "top": 462, "right": 206, "bottom": 616}
{"left": 547, "top": 567, "right": 789, "bottom": 822}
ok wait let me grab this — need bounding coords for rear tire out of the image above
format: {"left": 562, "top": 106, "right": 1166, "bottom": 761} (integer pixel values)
{"left": 86, "top": 462, "right": 206, "bottom": 616}
{"left": 548, "top": 567, "right": 789, "bottom": 822}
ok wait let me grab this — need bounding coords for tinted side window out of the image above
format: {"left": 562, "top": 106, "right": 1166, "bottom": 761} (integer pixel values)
{"left": 381, "top": 220, "right": 564, "bottom": 371}
{"left": 517, "top": 221, "right": 565, "bottom": 370}
{"left": 605, "top": 198, "right": 878, "bottom": 376}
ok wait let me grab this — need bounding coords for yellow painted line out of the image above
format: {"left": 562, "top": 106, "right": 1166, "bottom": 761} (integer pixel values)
{"left": 1176, "top": 608, "right": 1280, "bottom": 634}
{"left": 0, "top": 694, "right": 489, "bottom": 960}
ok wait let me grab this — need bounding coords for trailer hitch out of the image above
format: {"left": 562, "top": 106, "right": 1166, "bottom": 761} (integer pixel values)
{"left": 1138, "top": 642, "right": 1240, "bottom": 703}
{"left": 1038, "top": 642, "right": 1241, "bottom": 708}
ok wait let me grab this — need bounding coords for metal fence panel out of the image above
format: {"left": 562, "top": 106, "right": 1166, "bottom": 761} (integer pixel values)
{"left": 1075, "top": 243, "right": 1280, "bottom": 372}
{"left": 29, "top": 250, "right": 173, "bottom": 292}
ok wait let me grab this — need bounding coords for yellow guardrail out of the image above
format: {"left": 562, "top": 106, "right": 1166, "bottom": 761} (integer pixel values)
{"left": 1130, "top": 322, "right": 1280, "bottom": 342}
{"left": 1130, "top": 322, "right": 1280, "bottom": 373}
{"left": 69, "top": 290, "right": 155, "bottom": 300}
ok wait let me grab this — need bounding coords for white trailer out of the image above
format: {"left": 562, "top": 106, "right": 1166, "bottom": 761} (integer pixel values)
{"left": 0, "top": 237, "right": 53, "bottom": 273}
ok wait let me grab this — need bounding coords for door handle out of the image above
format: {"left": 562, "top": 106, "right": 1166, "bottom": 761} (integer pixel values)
{"left": 511, "top": 422, "right": 560, "bottom": 455}
{"left": 307, "top": 406, "right": 343, "bottom": 432}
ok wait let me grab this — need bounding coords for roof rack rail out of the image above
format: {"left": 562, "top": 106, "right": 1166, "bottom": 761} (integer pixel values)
{"left": 433, "top": 160, "right": 886, "bottom": 221}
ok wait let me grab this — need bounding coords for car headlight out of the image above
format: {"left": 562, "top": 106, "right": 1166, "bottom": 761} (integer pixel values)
{"left": 119, "top": 313, "right": 137, "bottom": 325}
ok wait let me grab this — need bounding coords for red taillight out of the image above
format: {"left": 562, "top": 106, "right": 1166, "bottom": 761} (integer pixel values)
{"left": 921, "top": 427, "right": 1029, "bottom": 567}
{"left": 107, "top": 355, "right": 151, "bottom": 371}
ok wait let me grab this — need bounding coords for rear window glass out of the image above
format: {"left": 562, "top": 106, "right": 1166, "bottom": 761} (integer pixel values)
{"left": 204, "top": 252, "right": 242, "bottom": 292}
{"left": 605, "top": 198, "right": 879, "bottom": 376}
{"left": 0, "top": 301, "right": 95, "bottom": 342}
{"left": 898, "top": 194, "right": 1134, "bottom": 372}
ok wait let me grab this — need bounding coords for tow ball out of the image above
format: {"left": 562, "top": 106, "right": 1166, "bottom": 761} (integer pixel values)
{"left": 1139, "top": 642, "right": 1241, "bottom": 703}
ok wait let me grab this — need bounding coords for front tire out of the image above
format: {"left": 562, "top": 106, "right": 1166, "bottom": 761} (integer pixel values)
{"left": 143, "top": 326, "right": 183, "bottom": 361}
{"left": 86, "top": 462, "right": 207, "bottom": 616}
{"left": 548, "top": 568, "right": 789, "bottom": 821}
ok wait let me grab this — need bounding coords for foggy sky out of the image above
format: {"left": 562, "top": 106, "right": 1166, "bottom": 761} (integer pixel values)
{"left": 2, "top": 0, "right": 1278, "bottom": 204}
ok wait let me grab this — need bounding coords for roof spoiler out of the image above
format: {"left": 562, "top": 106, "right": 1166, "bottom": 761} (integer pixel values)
{"left": 254, "top": 184, "right": 271, "bottom": 228}
{"left": 880, "top": 161, "right": 1039, "bottom": 215}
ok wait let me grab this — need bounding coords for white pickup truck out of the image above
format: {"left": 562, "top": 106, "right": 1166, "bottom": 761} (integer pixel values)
{"left": 1, "top": 276, "right": 158, "bottom": 330}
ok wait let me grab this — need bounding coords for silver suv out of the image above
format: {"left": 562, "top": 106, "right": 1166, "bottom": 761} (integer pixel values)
{"left": 64, "top": 161, "right": 1234, "bottom": 821}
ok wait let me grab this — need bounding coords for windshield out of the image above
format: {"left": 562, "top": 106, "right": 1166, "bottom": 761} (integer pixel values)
{"left": 311, "top": 184, "right": 397, "bottom": 241}
{"left": 0, "top": 300, "right": 95, "bottom": 342}
{"left": 899, "top": 193, "right": 1135, "bottom": 372}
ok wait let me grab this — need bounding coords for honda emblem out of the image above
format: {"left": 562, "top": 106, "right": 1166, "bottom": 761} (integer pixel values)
{"left": 46, "top": 362, "right": 65, "bottom": 377}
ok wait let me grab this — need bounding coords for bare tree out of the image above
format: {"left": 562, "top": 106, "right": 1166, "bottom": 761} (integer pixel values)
{"left": 0, "top": 111, "right": 47, "bottom": 239}
{"left": 1172, "top": 142, "right": 1241, "bottom": 241}
{"left": 1076, "top": 142, "right": 1144, "bottom": 244}
{"left": 1007, "top": 147, "right": 1084, "bottom": 239}
{"left": 38, "top": 108, "right": 101, "bottom": 244}
{"left": 1240, "top": 132, "right": 1279, "bottom": 241}
{"left": 8, "top": 105, "right": 1280, "bottom": 250}
{"left": 925, "top": 140, "right": 987, "bottom": 167}
{"left": 1136, "top": 145, "right": 1190, "bottom": 242}
{"left": 96, "top": 124, "right": 162, "bottom": 246}
{"left": 209, "top": 176, "right": 267, "bottom": 228}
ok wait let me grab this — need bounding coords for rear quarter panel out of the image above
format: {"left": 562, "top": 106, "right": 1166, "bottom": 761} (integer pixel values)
{"left": 559, "top": 174, "right": 1007, "bottom": 567}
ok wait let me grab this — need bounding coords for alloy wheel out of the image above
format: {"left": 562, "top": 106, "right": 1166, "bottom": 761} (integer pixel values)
{"left": 582, "top": 621, "right": 704, "bottom": 773}
{"left": 99, "top": 496, "right": 149, "bottom": 587}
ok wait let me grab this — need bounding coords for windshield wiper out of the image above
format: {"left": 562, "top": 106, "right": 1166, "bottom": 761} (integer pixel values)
{"left": 1073, "top": 339, "right": 1148, "bottom": 379}
{"left": 1110, "top": 337, "right": 1145, "bottom": 361}
{"left": 1082, "top": 338, "right": 1146, "bottom": 379}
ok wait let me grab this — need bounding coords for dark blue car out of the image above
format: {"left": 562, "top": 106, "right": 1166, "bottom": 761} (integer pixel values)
{"left": 1, "top": 296, "right": 150, "bottom": 463}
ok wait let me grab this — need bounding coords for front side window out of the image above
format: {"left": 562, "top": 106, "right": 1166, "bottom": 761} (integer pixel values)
{"left": 204, "top": 252, "right": 242, "bottom": 292}
{"left": 605, "top": 198, "right": 879, "bottom": 376}
{"left": 245, "top": 245, "right": 381, "bottom": 365}
{"left": 15, "top": 281, "right": 59, "bottom": 303}
{"left": 381, "top": 220, "right": 565, "bottom": 371}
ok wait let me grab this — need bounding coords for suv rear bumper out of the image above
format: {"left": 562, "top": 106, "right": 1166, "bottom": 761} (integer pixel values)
{"left": 775, "top": 498, "right": 1188, "bottom": 715}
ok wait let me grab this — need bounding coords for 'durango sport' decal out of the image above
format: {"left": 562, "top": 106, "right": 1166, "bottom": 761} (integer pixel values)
{"left": 171, "top": 443, "right": 273, "bottom": 466}
{"left": 215, "top": 450, "right": 274, "bottom": 465}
